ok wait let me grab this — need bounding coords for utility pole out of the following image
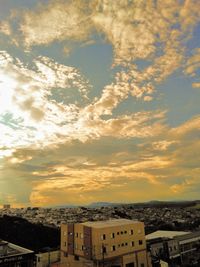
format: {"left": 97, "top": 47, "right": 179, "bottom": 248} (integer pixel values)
{"left": 102, "top": 244, "right": 105, "bottom": 267}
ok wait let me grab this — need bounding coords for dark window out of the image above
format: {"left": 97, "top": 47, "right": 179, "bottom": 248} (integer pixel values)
{"left": 111, "top": 233, "right": 115, "bottom": 238}
{"left": 112, "top": 245, "right": 116, "bottom": 251}
{"left": 117, "top": 232, "right": 120, "bottom": 235}
{"left": 124, "top": 230, "right": 127, "bottom": 234}
{"left": 102, "top": 246, "right": 107, "bottom": 254}
{"left": 131, "top": 229, "right": 134, "bottom": 235}
{"left": 121, "top": 231, "right": 123, "bottom": 234}
{"left": 139, "top": 240, "right": 143, "bottom": 245}
{"left": 101, "top": 234, "right": 106, "bottom": 240}
{"left": 74, "top": 255, "right": 79, "bottom": 261}
{"left": 125, "top": 242, "right": 128, "bottom": 246}
{"left": 141, "top": 264, "right": 145, "bottom": 267}
{"left": 126, "top": 263, "right": 135, "bottom": 267}
{"left": 131, "top": 241, "right": 134, "bottom": 247}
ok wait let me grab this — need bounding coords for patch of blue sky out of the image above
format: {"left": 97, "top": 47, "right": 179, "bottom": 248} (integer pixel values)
{"left": 65, "top": 42, "right": 114, "bottom": 100}
{"left": 35, "top": 40, "right": 114, "bottom": 100}
{"left": 48, "top": 87, "right": 86, "bottom": 106}
{"left": 112, "top": 94, "right": 161, "bottom": 118}
{"left": 157, "top": 70, "right": 200, "bottom": 127}
{"left": 0, "top": 112, "right": 23, "bottom": 130}
{"left": 184, "top": 22, "right": 200, "bottom": 55}
{"left": 133, "top": 59, "right": 154, "bottom": 71}
{"left": 0, "top": 35, "right": 39, "bottom": 68}
{"left": 0, "top": 0, "right": 49, "bottom": 20}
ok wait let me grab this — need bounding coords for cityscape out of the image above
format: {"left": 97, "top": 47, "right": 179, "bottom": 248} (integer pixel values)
{"left": 1, "top": 0, "right": 200, "bottom": 266}
{"left": 0, "top": 201, "right": 200, "bottom": 266}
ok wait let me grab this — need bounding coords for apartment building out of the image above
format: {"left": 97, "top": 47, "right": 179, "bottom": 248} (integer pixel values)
{"left": 61, "top": 219, "right": 152, "bottom": 267}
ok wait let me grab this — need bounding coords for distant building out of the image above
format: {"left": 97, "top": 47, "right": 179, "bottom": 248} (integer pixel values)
{"left": 3, "top": 204, "right": 11, "bottom": 209}
{"left": 146, "top": 230, "right": 200, "bottom": 266}
{"left": 36, "top": 249, "right": 60, "bottom": 267}
{"left": 61, "top": 218, "right": 152, "bottom": 267}
{"left": 0, "top": 239, "right": 34, "bottom": 267}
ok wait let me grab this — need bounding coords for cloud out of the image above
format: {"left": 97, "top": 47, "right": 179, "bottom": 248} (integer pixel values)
{"left": 0, "top": 21, "right": 11, "bottom": 35}
{"left": 192, "top": 82, "right": 200, "bottom": 88}
{"left": 0, "top": 50, "right": 168, "bottom": 154}
{"left": 19, "top": 0, "right": 92, "bottom": 47}
{"left": 0, "top": 51, "right": 91, "bottom": 152}
{"left": 1, "top": 0, "right": 200, "bottom": 206}
{"left": 170, "top": 115, "right": 200, "bottom": 137}
{"left": 185, "top": 48, "right": 200, "bottom": 76}
{"left": 1, "top": 111, "right": 200, "bottom": 206}
{"left": 170, "top": 176, "right": 200, "bottom": 194}
{"left": 152, "top": 140, "right": 177, "bottom": 151}
{"left": 3, "top": 0, "right": 199, "bottom": 106}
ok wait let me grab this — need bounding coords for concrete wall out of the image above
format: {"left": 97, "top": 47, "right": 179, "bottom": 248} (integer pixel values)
{"left": 36, "top": 250, "right": 60, "bottom": 267}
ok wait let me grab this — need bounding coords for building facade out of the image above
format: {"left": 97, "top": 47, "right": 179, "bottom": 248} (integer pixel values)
{"left": 146, "top": 230, "right": 200, "bottom": 267}
{"left": 36, "top": 250, "right": 60, "bottom": 267}
{"left": 0, "top": 240, "right": 34, "bottom": 267}
{"left": 61, "top": 219, "right": 152, "bottom": 267}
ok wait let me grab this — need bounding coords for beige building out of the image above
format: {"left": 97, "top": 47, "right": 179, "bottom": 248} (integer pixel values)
{"left": 36, "top": 250, "right": 60, "bottom": 267}
{"left": 60, "top": 219, "right": 152, "bottom": 267}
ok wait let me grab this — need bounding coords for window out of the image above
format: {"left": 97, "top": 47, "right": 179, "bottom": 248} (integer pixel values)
{"left": 126, "top": 263, "right": 134, "bottom": 267}
{"left": 111, "top": 233, "right": 115, "bottom": 239}
{"left": 121, "top": 231, "right": 123, "bottom": 235}
{"left": 111, "top": 245, "right": 116, "bottom": 251}
{"left": 76, "top": 233, "right": 78, "bottom": 238}
{"left": 64, "top": 241, "right": 67, "bottom": 246}
{"left": 130, "top": 229, "right": 134, "bottom": 235}
{"left": 125, "top": 242, "right": 128, "bottom": 246}
{"left": 74, "top": 255, "right": 79, "bottom": 261}
{"left": 139, "top": 240, "right": 143, "bottom": 245}
{"left": 82, "top": 245, "right": 84, "bottom": 251}
{"left": 131, "top": 241, "right": 134, "bottom": 247}
{"left": 124, "top": 230, "right": 127, "bottom": 234}
{"left": 141, "top": 264, "right": 145, "bottom": 267}
{"left": 101, "top": 246, "right": 107, "bottom": 254}
{"left": 101, "top": 234, "right": 106, "bottom": 240}
{"left": 117, "top": 232, "right": 120, "bottom": 235}
{"left": 118, "top": 244, "right": 121, "bottom": 247}
{"left": 121, "top": 243, "right": 124, "bottom": 247}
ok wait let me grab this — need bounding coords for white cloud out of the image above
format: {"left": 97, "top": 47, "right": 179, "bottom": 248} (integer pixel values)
{"left": 19, "top": 0, "right": 92, "bottom": 47}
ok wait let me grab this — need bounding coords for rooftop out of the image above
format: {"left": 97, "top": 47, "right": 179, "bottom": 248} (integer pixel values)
{"left": 175, "top": 231, "right": 200, "bottom": 241}
{"left": 81, "top": 219, "right": 141, "bottom": 228}
{"left": 146, "top": 230, "right": 190, "bottom": 240}
{"left": 0, "top": 241, "right": 33, "bottom": 258}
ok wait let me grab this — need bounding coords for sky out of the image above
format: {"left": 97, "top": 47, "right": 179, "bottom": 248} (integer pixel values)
{"left": 0, "top": 0, "right": 200, "bottom": 207}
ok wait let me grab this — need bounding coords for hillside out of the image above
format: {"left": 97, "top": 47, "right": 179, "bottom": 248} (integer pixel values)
{"left": 0, "top": 215, "right": 60, "bottom": 252}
